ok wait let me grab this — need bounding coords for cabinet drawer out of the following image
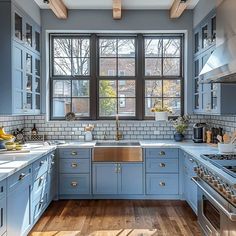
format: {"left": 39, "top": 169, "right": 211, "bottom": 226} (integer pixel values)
{"left": 0, "top": 180, "right": 6, "bottom": 200}
{"left": 146, "top": 158, "right": 179, "bottom": 173}
{"left": 59, "top": 148, "right": 90, "bottom": 159}
{"left": 7, "top": 166, "right": 32, "bottom": 192}
{"left": 59, "top": 174, "right": 90, "bottom": 195}
{"left": 32, "top": 172, "right": 47, "bottom": 201}
{"left": 146, "top": 174, "right": 179, "bottom": 195}
{"left": 59, "top": 158, "right": 90, "bottom": 174}
{"left": 32, "top": 193, "right": 48, "bottom": 223}
{"left": 33, "top": 155, "right": 49, "bottom": 181}
{"left": 145, "top": 148, "right": 178, "bottom": 159}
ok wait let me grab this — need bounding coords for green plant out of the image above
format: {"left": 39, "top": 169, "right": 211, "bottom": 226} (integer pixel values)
{"left": 171, "top": 115, "right": 190, "bottom": 134}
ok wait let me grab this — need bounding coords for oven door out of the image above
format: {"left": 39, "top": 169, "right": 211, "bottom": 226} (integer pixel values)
{"left": 192, "top": 177, "right": 236, "bottom": 236}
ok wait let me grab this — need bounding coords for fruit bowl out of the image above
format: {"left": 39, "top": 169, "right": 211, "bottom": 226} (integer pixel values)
{"left": 0, "top": 138, "right": 15, "bottom": 149}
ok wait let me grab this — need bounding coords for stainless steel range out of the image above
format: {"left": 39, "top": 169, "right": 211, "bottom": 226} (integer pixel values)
{"left": 192, "top": 153, "right": 236, "bottom": 236}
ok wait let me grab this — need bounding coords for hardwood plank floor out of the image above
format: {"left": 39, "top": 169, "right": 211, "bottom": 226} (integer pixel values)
{"left": 29, "top": 200, "right": 202, "bottom": 236}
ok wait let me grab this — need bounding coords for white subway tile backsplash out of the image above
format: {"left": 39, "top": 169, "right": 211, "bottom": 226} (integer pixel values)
{"left": 1, "top": 114, "right": 235, "bottom": 141}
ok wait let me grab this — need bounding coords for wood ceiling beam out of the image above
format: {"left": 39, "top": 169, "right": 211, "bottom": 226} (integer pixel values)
{"left": 170, "top": 0, "right": 188, "bottom": 19}
{"left": 48, "top": 0, "right": 68, "bottom": 19}
{"left": 113, "top": 0, "right": 122, "bottom": 20}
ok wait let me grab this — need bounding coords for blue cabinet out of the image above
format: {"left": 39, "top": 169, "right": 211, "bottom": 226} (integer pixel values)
{"left": 93, "top": 163, "right": 143, "bottom": 195}
{"left": 7, "top": 166, "right": 32, "bottom": 236}
{"left": 59, "top": 148, "right": 91, "bottom": 197}
{"left": 47, "top": 152, "right": 57, "bottom": 202}
{"left": 183, "top": 152, "right": 198, "bottom": 214}
{"left": 145, "top": 148, "right": 179, "bottom": 196}
{"left": 0, "top": 180, "right": 6, "bottom": 236}
{"left": 0, "top": 1, "right": 41, "bottom": 115}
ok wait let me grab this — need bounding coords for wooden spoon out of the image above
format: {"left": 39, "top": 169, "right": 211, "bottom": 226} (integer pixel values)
{"left": 217, "top": 135, "right": 223, "bottom": 143}
{"left": 223, "top": 134, "right": 231, "bottom": 144}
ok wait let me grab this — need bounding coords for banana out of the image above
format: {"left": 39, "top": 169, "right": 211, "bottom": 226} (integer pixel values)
{"left": 0, "top": 134, "right": 14, "bottom": 140}
{"left": 0, "top": 127, "right": 6, "bottom": 136}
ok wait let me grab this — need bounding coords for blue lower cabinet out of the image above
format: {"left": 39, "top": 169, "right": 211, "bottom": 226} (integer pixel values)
{"left": 32, "top": 193, "right": 48, "bottom": 223}
{"left": 59, "top": 158, "right": 90, "bottom": 174}
{"left": 146, "top": 174, "right": 179, "bottom": 195}
{"left": 7, "top": 166, "right": 32, "bottom": 236}
{"left": 0, "top": 196, "right": 6, "bottom": 236}
{"left": 93, "top": 163, "right": 144, "bottom": 195}
{"left": 93, "top": 164, "right": 118, "bottom": 194}
{"left": 119, "top": 163, "right": 143, "bottom": 195}
{"left": 59, "top": 174, "right": 90, "bottom": 195}
{"left": 146, "top": 158, "right": 179, "bottom": 173}
{"left": 47, "top": 167, "right": 57, "bottom": 202}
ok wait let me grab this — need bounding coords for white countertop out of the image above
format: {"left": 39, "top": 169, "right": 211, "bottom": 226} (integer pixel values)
{"left": 0, "top": 140, "right": 234, "bottom": 186}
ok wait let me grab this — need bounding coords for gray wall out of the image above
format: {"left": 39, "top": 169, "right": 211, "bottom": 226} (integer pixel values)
{"left": 40, "top": 9, "right": 194, "bottom": 117}
{"left": 193, "top": 0, "right": 216, "bottom": 27}
{"left": 15, "top": 0, "right": 41, "bottom": 25}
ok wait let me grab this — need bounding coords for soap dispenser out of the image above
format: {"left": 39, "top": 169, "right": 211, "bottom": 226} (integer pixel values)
{"left": 84, "top": 124, "right": 94, "bottom": 142}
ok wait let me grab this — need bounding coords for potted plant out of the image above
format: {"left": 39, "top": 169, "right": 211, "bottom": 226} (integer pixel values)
{"left": 171, "top": 115, "right": 189, "bottom": 142}
{"left": 151, "top": 105, "right": 171, "bottom": 121}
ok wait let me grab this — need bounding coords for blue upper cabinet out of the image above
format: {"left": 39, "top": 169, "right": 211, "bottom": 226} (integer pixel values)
{"left": 0, "top": 1, "right": 41, "bottom": 115}
{"left": 193, "top": 10, "right": 236, "bottom": 115}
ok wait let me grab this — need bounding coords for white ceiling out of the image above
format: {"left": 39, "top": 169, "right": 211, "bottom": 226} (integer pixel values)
{"left": 35, "top": 0, "right": 199, "bottom": 10}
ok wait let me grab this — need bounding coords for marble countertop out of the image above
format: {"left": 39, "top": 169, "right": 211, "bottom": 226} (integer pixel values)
{"left": 0, "top": 140, "right": 234, "bottom": 186}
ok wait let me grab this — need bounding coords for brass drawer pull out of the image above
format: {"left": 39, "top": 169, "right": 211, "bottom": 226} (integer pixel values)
{"left": 189, "top": 158, "right": 194, "bottom": 163}
{"left": 71, "top": 182, "right": 78, "bottom": 187}
{"left": 19, "top": 173, "right": 26, "bottom": 181}
{"left": 159, "top": 182, "right": 166, "bottom": 187}
{"left": 51, "top": 161, "right": 55, "bottom": 165}
{"left": 71, "top": 151, "right": 78, "bottom": 156}
{"left": 159, "top": 163, "right": 166, "bottom": 168}
{"left": 71, "top": 163, "right": 78, "bottom": 168}
{"left": 51, "top": 154, "right": 55, "bottom": 158}
{"left": 159, "top": 151, "right": 166, "bottom": 156}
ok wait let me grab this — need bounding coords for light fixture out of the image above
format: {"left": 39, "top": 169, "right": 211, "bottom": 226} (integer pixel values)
{"left": 43, "top": 0, "right": 50, "bottom": 4}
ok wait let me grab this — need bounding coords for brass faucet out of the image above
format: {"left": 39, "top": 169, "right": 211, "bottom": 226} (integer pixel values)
{"left": 115, "top": 114, "right": 123, "bottom": 141}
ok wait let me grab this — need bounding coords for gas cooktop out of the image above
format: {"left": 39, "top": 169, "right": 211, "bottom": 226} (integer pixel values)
{"left": 201, "top": 153, "right": 236, "bottom": 178}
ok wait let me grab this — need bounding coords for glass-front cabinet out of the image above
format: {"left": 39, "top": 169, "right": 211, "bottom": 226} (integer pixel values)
{"left": 0, "top": 1, "right": 41, "bottom": 115}
{"left": 13, "top": 6, "right": 40, "bottom": 54}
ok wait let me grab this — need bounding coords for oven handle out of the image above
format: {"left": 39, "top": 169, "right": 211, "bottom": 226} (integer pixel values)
{"left": 191, "top": 177, "right": 236, "bottom": 221}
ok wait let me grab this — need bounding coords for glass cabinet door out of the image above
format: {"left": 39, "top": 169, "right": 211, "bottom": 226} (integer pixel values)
{"left": 35, "top": 31, "right": 40, "bottom": 52}
{"left": 194, "top": 32, "right": 200, "bottom": 53}
{"left": 15, "top": 13, "right": 23, "bottom": 41}
{"left": 194, "top": 59, "right": 200, "bottom": 109}
{"left": 202, "top": 25, "right": 208, "bottom": 48}
{"left": 211, "top": 16, "right": 216, "bottom": 43}
{"left": 35, "top": 58, "right": 41, "bottom": 111}
{"left": 26, "top": 23, "right": 32, "bottom": 47}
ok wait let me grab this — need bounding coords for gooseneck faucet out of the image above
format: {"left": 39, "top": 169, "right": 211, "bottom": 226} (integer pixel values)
{"left": 115, "top": 114, "right": 123, "bottom": 141}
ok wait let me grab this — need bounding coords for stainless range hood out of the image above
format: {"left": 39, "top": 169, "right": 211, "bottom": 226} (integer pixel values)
{"left": 199, "top": 0, "right": 236, "bottom": 83}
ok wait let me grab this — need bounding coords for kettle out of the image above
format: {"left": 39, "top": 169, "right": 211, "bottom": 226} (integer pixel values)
{"left": 193, "top": 123, "right": 207, "bottom": 143}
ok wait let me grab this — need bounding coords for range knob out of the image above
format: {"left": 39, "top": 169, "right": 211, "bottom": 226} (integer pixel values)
{"left": 213, "top": 180, "right": 219, "bottom": 187}
{"left": 217, "top": 184, "right": 224, "bottom": 192}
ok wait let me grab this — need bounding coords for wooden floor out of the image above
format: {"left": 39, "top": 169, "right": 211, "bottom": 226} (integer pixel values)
{"left": 29, "top": 200, "right": 202, "bottom": 236}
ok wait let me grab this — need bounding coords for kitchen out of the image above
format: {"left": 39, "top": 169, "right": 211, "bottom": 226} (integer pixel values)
{"left": 0, "top": 0, "right": 236, "bottom": 235}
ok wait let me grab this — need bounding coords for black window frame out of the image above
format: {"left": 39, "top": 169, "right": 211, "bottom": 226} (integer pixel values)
{"left": 143, "top": 35, "right": 184, "bottom": 119}
{"left": 49, "top": 33, "right": 184, "bottom": 120}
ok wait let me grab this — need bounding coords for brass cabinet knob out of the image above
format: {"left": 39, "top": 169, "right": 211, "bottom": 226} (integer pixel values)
{"left": 51, "top": 161, "right": 55, "bottom": 165}
{"left": 71, "top": 163, "right": 78, "bottom": 168}
{"left": 159, "top": 163, "right": 166, "bottom": 168}
{"left": 71, "top": 182, "right": 78, "bottom": 187}
{"left": 71, "top": 151, "right": 78, "bottom": 156}
{"left": 159, "top": 182, "right": 166, "bottom": 187}
{"left": 159, "top": 151, "right": 166, "bottom": 156}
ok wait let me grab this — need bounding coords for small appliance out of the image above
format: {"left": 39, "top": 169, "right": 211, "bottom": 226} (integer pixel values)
{"left": 193, "top": 123, "right": 207, "bottom": 143}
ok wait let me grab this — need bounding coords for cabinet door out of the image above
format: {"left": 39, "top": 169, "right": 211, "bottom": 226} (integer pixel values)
{"left": 7, "top": 176, "right": 32, "bottom": 236}
{"left": 119, "top": 163, "right": 143, "bottom": 195}
{"left": 13, "top": 8, "right": 23, "bottom": 43}
{"left": 184, "top": 154, "right": 198, "bottom": 214}
{"left": 0, "top": 197, "right": 6, "bottom": 236}
{"left": 13, "top": 42, "right": 24, "bottom": 114}
{"left": 93, "top": 164, "right": 117, "bottom": 194}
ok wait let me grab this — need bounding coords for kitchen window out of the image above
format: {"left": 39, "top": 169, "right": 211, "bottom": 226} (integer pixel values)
{"left": 144, "top": 37, "right": 183, "bottom": 117}
{"left": 50, "top": 34, "right": 184, "bottom": 120}
{"left": 98, "top": 37, "right": 136, "bottom": 118}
